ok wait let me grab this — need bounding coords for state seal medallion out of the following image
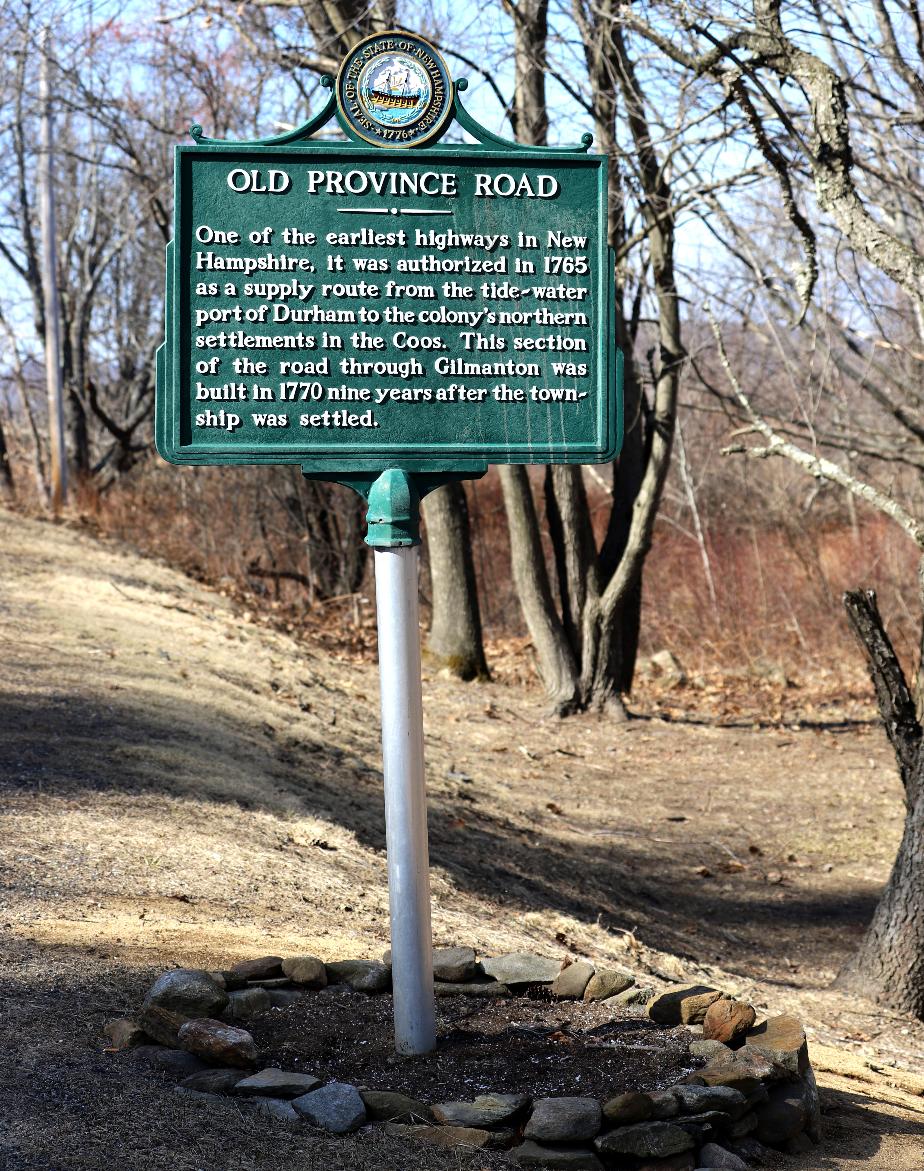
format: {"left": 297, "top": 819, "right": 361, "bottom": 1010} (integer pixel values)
{"left": 337, "top": 32, "right": 453, "bottom": 148}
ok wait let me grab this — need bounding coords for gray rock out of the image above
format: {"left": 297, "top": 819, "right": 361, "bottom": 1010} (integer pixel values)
{"left": 246, "top": 978, "right": 293, "bottom": 989}
{"left": 647, "top": 1090, "right": 681, "bottom": 1119}
{"left": 753, "top": 1083, "right": 807, "bottom": 1145}
{"left": 525, "top": 1097, "right": 602, "bottom": 1142}
{"left": 325, "top": 960, "right": 391, "bottom": 993}
{"left": 611, "top": 985, "right": 652, "bottom": 1007}
{"left": 432, "top": 946, "right": 479, "bottom": 982}
{"left": 173, "top": 1087, "right": 225, "bottom": 1106}
{"left": 697, "top": 1142, "right": 748, "bottom": 1169}
{"left": 595, "top": 1122, "right": 695, "bottom": 1159}
{"left": 434, "top": 980, "right": 509, "bottom": 998}
{"left": 672, "top": 1085, "right": 747, "bottom": 1117}
{"left": 177, "top": 1019, "right": 258, "bottom": 1069}
{"left": 127, "top": 1045, "right": 208, "bottom": 1079}
{"left": 140, "top": 969, "right": 228, "bottom": 1045}
{"left": 281, "top": 956, "right": 327, "bottom": 987}
{"left": 228, "top": 956, "right": 284, "bottom": 982}
{"left": 225, "top": 987, "right": 271, "bottom": 1022}
{"left": 384, "top": 945, "right": 479, "bottom": 983}
{"left": 691, "top": 1039, "right": 733, "bottom": 1062}
{"left": 234, "top": 1067, "right": 322, "bottom": 1098}
{"left": 602, "top": 1091, "right": 653, "bottom": 1126}
{"left": 433, "top": 1094, "right": 529, "bottom": 1128}
{"left": 246, "top": 1097, "right": 301, "bottom": 1123}
{"left": 180, "top": 1069, "right": 246, "bottom": 1094}
{"left": 552, "top": 960, "right": 595, "bottom": 1000}
{"left": 583, "top": 969, "right": 635, "bottom": 1001}
{"left": 104, "top": 1018, "right": 147, "bottom": 1050}
{"left": 514, "top": 1141, "right": 604, "bottom": 1169}
{"left": 360, "top": 1089, "right": 433, "bottom": 1123}
{"left": 383, "top": 1123, "right": 508, "bottom": 1149}
{"left": 292, "top": 1081, "right": 366, "bottom": 1133}
{"left": 802, "top": 1065, "right": 822, "bottom": 1142}
{"left": 481, "top": 952, "right": 562, "bottom": 985}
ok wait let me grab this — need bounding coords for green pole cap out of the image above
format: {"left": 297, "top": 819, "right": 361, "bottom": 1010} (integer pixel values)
{"left": 365, "top": 468, "right": 421, "bottom": 548}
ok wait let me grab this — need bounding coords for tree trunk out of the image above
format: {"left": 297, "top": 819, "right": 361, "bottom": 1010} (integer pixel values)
{"left": 499, "top": 465, "right": 580, "bottom": 713}
{"left": 0, "top": 416, "right": 14, "bottom": 502}
{"left": 422, "top": 482, "right": 489, "bottom": 681}
{"left": 834, "top": 588, "right": 924, "bottom": 1017}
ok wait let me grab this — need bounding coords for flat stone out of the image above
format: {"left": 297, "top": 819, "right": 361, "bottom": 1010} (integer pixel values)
{"left": 697, "top": 1142, "right": 748, "bottom": 1169}
{"left": 432, "top": 946, "right": 479, "bottom": 982}
{"left": 434, "top": 980, "right": 509, "bottom": 998}
{"left": 246, "top": 978, "right": 293, "bottom": 989}
{"left": 802, "top": 1065, "right": 822, "bottom": 1142}
{"left": 552, "top": 960, "right": 595, "bottom": 1000}
{"left": 383, "top": 945, "right": 479, "bottom": 983}
{"left": 140, "top": 969, "right": 228, "bottom": 1044}
{"left": 104, "top": 1018, "right": 147, "bottom": 1050}
{"left": 234, "top": 1068, "right": 322, "bottom": 1098}
{"left": 690, "top": 1039, "right": 733, "bottom": 1062}
{"left": 433, "top": 1093, "right": 529, "bottom": 1128}
{"left": 383, "top": 1123, "right": 508, "bottom": 1149}
{"left": 180, "top": 1069, "right": 246, "bottom": 1094}
{"left": 583, "top": 969, "right": 634, "bottom": 1001}
{"left": 361, "top": 1089, "right": 433, "bottom": 1123}
{"left": 281, "top": 956, "right": 327, "bottom": 988}
{"left": 699, "top": 1051, "right": 778, "bottom": 1095}
{"left": 325, "top": 959, "right": 391, "bottom": 993}
{"left": 753, "top": 1083, "right": 807, "bottom": 1145}
{"left": 246, "top": 1096, "right": 301, "bottom": 1123}
{"left": 173, "top": 1087, "right": 224, "bottom": 1106}
{"left": 177, "top": 1019, "right": 258, "bottom": 1069}
{"left": 613, "top": 985, "right": 653, "bottom": 1006}
{"left": 602, "top": 1091, "right": 653, "bottom": 1126}
{"left": 647, "top": 985, "right": 722, "bottom": 1027}
{"left": 481, "top": 952, "right": 562, "bottom": 985}
{"left": 703, "top": 1000, "right": 756, "bottom": 1048}
{"left": 525, "top": 1097, "right": 602, "bottom": 1142}
{"left": 292, "top": 1081, "right": 366, "bottom": 1133}
{"left": 225, "top": 987, "right": 271, "bottom": 1021}
{"left": 228, "top": 956, "right": 284, "bottom": 982}
{"left": 743, "top": 1014, "right": 808, "bottom": 1077}
{"left": 514, "top": 1140, "right": 604, "bottom": 1169}
{"left": 127, "top": 1045, "right": 208, "bottom": 1078}
{"left": 672, "top": 1085, "right": 747, "bottom": 1117}
{"left": 267, "top": 990, "right": 306, "bottom": 1009}
{"left": 648, "top": 1089, "right": 681, "bottom": 1119}
{"left": 595, "top": 1122, "right": 695, "bottom": 1159}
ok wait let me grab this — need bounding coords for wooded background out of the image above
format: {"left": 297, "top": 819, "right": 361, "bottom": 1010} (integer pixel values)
{"left": 4, "top": 0, "right": 924, "bottom": 1015}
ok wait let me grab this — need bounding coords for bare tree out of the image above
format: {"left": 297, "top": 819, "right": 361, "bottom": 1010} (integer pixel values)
{"left": 624, "top": 0, "right": 924, "bottom": 1017}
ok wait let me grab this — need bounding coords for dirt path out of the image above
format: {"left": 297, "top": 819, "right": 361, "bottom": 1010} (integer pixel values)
{"left": 1, "top": 507, "right": 923, "bottom": 1169}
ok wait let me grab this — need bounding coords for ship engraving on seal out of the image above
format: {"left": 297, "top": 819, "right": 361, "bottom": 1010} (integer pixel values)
{"left": 337, "top": 32, "right": 453, "bottom": 147}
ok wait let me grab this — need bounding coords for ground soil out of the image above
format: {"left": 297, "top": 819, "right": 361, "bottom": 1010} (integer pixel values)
{"left": 2, "top": 507, "right": 924, "bottom": 1169}
{"left": 253, "top": 987, "right": 693, "bottom": 1101}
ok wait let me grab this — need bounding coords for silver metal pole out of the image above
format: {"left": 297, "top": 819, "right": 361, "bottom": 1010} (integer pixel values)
{"left": 374, "top": 545, "right": 436, "bottom": 1055}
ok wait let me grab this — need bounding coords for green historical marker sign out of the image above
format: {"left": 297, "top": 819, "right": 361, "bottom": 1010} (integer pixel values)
{"left": 156, "top": 33, "right": 622, "bottom": 477}
{"left": 154, "top": 32, "right": 624, "bottom": 1059}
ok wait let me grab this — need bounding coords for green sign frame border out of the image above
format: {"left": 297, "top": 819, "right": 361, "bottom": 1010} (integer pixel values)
{"left": 156, "top": 75, "right": 623, "bottom": 476}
